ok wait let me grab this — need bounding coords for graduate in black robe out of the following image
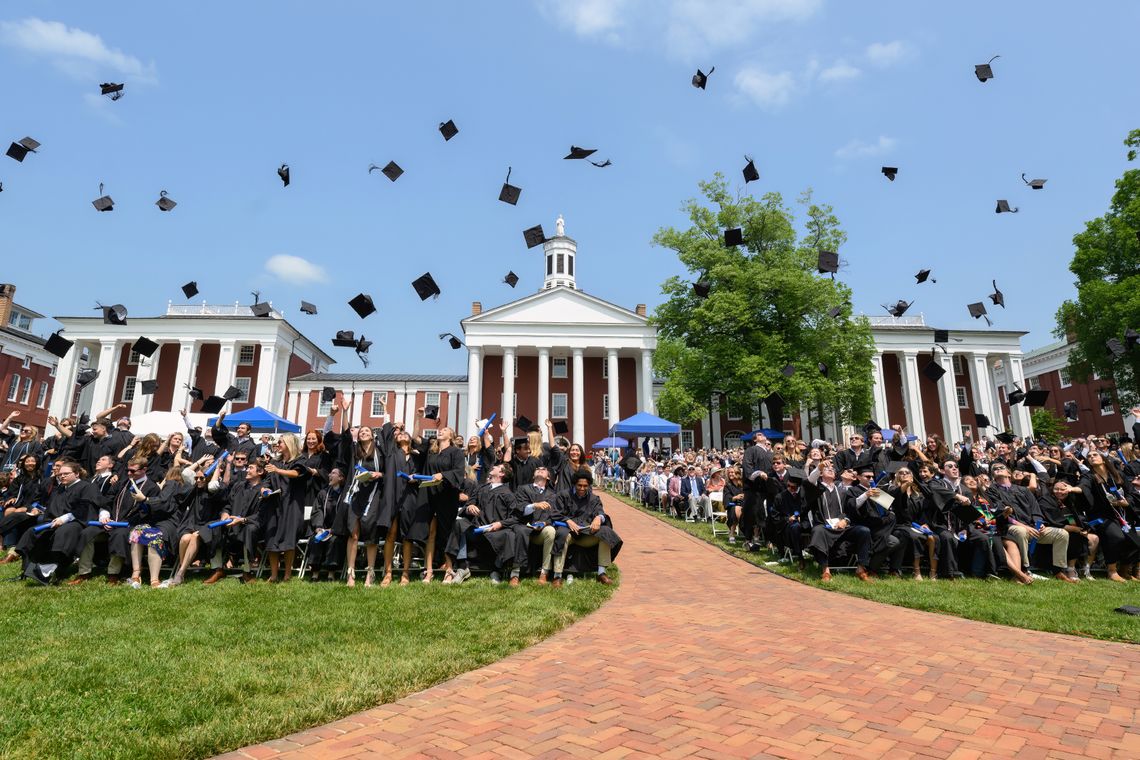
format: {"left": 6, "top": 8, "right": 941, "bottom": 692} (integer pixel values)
{"left": 306, "top": 468, "right": 347, "bottom": 581}
{"left": 554, "top": 469, "right": 621, "bottom": 585}
{"left": 13, "top": 461, "right": 99, "bottom": 583}
{"left": 72, "top": 459, "right": 160, "bottom": 584}
{"left": 887, "top": 468, "right": 935, "bottom": 579}
{"left": 379, "top": 421, "right": 430, "bottom": 586}
{"left": 215, "top": 459, "right": 276, "bottom": 583}
{"left": 1079, "top": 451, "right": 1140, "bottom": 582}
{"left": 741, "top": 438, "right": 774, "bottom": 548}
{"left": 262, "top": 435, "right": 310, "bottom": 582}
{"left": 511, "top": 465, "right": 560, "bottom": 580}
{"left": 0, "top": 454, "right": 48, "bottom": 560}
{"left": 770, "top": 475, "right": 808, "bottom": 561}
{"left": 845, "top": 465, "right": 901, "bottom": 573}
{"left": 159, "top": 459, "right": 227, "bottom": 587}
{"left": 210, "top": 414, "right": 259, "bottom": 458}
{"left": 418, "top": 420, "right": 465, "bottom": 583}
{"left": 804, "top": 462, "right": 872, "bottom": 581}
{"left": 335, "top": 417, "right": 385, "bottom": 587}
{"left": 443, "top": 461, "right": 524, "bottom": 584}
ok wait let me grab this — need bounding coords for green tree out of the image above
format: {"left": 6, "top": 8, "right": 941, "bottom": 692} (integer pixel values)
{"left": 1055, "top": 129, "right": 1140, "bottom": 406}
{"left": 651, "top": 175, "right": 875, "bottom": 432}
{"left": 1029, "top": 407, "right": 1066, "bottom": 443}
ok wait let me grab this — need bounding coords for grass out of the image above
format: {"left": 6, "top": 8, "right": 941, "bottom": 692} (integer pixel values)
{"left": 610, "top": 490, "right": 1140, "bottom": 645}
{"left": 0, "top": 563, "right": 615, "bottom": 760}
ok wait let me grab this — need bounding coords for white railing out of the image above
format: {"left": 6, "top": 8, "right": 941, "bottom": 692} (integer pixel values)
{"left": 865, "top": 314, "right": 927, "bottom": 326}
{"left": 166, "top": 302, "right": 281, "bottom": 318}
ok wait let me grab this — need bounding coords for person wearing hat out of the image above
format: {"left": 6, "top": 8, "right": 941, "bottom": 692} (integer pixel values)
{"left": 769, "top": 464, "right": 807, "bottom": 559}
{"left": 804, "top": 461, "right": 872, "bottom": 582}
{"left": 987, "top": 463, "right": 1075, "bottom": 583}
{"left": 554, "top": 470, "right": 620, "bottom": 586}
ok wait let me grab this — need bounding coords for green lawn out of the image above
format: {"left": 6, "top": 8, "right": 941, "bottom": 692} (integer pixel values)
{"left": 0, "top": 563, "right": 615, "bottom": 760}
{"left": 611, "top": 491, "right": 1140, "bottom": 644}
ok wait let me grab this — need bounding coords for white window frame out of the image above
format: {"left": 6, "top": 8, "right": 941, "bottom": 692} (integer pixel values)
{"left": 1058, "top": 368, "right": 1071, "bottom": 388}
{"left": 602, "top": 359, "right": 608, "bottom": 379}
{"left": 19, "top": 377, "right": 31, "bottom": 405}
{"left": 680, "top": 430, "right": 695, "bottom": 451}
{"left": 122, "top": 377, "right": 137, "bottom": 403}
{"left": 317, "top": 394, "right": 333, "bottom": 417}
{"left": 552, "top": 392, "right": 568, "bottom": 418}
{"left": 726, "top": 398, "right": 743, "bottom": 421}
{"left": 953, "top": 355, "right": 967, "bottom": 375}
{"left": 956, "top": 386, "right": 968, "bottom": 409}
{"left": 21, "top": 355, "right": 31, "bottom": 370}
{"left": 1026, "top": 376, "right": 1041, "bottom": 391}
{"left": 233, "top": 377, "right": 252, "bottom": 401}
{"left": 421, "top": 429, "right": 438, "bottom": 440}
{"left": 6, "top": 375, "right": 19, "bottom": 402}
{"left": 425, "top": 391, "right": 441, "bottom": 409}
{"left": 238, "top": 345, "right": 256, "bottom": 366}
{"left": 127, "top": 350, "right": 140, "bottom": 365}
{"left": 36, "top": 381, "right": 48, "bottom": 408}
{"left": 960, "top": 425, "right": 972, "bottom": 441}
{"left": 603, "top": 394, "right": 609, "bottom": 419}
{"left": 371, "top": 391, "right": 388, "bottom": 418}
{"left": 50, "top": 364, "right": 56, "bottom": 377}
{"left": 723, "top": 431, "right": 744, "bottom": 449}
{"left": 552, "top": 357, "right": 567, "bottom": 379}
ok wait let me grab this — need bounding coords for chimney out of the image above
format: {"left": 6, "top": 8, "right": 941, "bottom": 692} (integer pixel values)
{"left": 635, "top": 304, "right": 646, "bottom": 317}
{"left": 0, "top": 284, "right": 15, "bottom": 329}
{"left": 471, "top": 301, "right": 482, "bottom": 316}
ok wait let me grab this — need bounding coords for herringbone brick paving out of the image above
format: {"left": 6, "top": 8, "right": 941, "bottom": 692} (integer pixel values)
{"left": 223, "top": 493, "right": 1140, "bottom": 759}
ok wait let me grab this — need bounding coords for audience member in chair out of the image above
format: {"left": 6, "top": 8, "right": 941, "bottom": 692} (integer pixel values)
{"left": 805, "top": 461, "right": 872, "bottom": 582}
{"left": 769, "top": 467, "right": 807, "bottom": 561}
{"left": 556, "top": 470, "right": 622, "bottom": 586}
{"left": 71, "top": 457, "right": 159, "bottom": 585}
{"left": 13, "top": 460, "right": 98, "bottom": 583}
{"left": 680, "top": 465, "right": 709, "bottom": 521}
{"left": 987, "top": 463, "right": 1075, "bottom": 584}
{"left": 846, "top": 465, "right": 901, "bottom": 574}
{"left": 512, "top": 466, "right": 560, "bottom": 584}
{"left": 443, "top": 462, "right": 523, "bottom": 586}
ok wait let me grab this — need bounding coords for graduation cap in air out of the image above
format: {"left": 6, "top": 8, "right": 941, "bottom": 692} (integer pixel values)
{"left": 922, "top": 360, "right": 946, "bottom": 382}
{"left": 100, "top": 82, "right": 124, "bottom": 100}
{"left": 817, "top": 250, "right": 839, "bottom": 275}
{"left": 995, "top": 431, "right": 1016, "bottom": 445}
{"left": 589, "top": 158, "right": 612, "bottom": 168}
{"left": 200, "top": 395, "right": 228, "bottom": 414}
{"left": 523, "top": 224, "right": 546, "bottom": 249}
{"left": 299, "top": 301, "right": 318, "bottom": 315}
{"left": 781, "top": 364, "right": 796, "bottom": 377}
{"left": 250, "top": 302, "right": 272, "bottom": 317}
{"left": 44, "top": 331, "right": 74, "bottom": 359}
{"left": 863, "top": 420, "right": 882, "bottom": 434}
{"left": 515, "top": 415, "right": 534, "bottom": 432}
{"left": 223, "top": 385, "right": 245, "bottom": 402}
{"left": 692, "top": 66, "right": 715, "bottom": 89}
{"left": 827, "top": 305, "right": 844, "bottom": 319}
{"left": 553, "top": 420, "right": 569, "bottom": 435}
{"left": 155, "top": 191, "right": 176, "bottom": 212}
{"left": 1063, "top": 400, "right": 1078, "bottom": 421}
{"left": 77, "top": 369, "right": 100, "bottom": 388}
{"left": 1107, "top": 337, "right": 1126, "bottom": 358}
{"left": 354, "top": 335, "right": 373, "bottom": 366}
{"left": 139, "top": 379, "right": 158, "bottom": 396}
{"left": 995, "top": 200, "right": 1018, "bottom": 214}
{"left": 967, "top": 302, "right": 992, "bottom": 326}
{"left": 1024, "top": 389, "right": 1050, "bottom": 407}
{"left": 439, "top": 332, "right": 464, "bottom": 350}
{"left": 934, "top": 329, "right": 949, "bottom": 344}
{"left": 1007, "top": 386, "right": 1026, "bottom": 405}
{"left": 6, "top": 137, "right": 40, "bottom": 162}
{"left": 133, "top": 336, "right": 159, "bottom": 358}
{"left": 884, "top": 300, "right": 912, "bottom": 318}
{"left": 438, "top": 119, "right": 458, "bottom": 141}
{"left": 975, "top": 55, "right": 999, "bottom": 82}
{"left": 348, "top": 293, "right": 376, "bottom": 319}
{"left": 724, "top": 227, "right": 743, "bottom": 247}
{"left": 98, "top": 303, "right": 128, "bottom": 326}
{"left": 332, "top": 330, "right": 358, "bottom": 348}
{"left": 277, "top": 164, "right": 290, "bottom": 187}
{"left": 186, "top": 385, "right": 204, "bottom": 400}
{"left": 503, "top": 271, "right": 519, "bottom": 288}
{"left": 989, "top": 280, "right": 1005, "bottom": 308}
{"left": 1022, "top": 173, "right": 1046, "bottom": 190}
{"left": 412, "top": 272, "right": 440, "bottom": 301}
{"left": 915, "top": 269, "right": 935, "bottom": 284}
{"left": 499, "top": 167, "right": 521, "bottom": 205}
{"left": 974, "top": 412, "right": 991, "bottom": 428}
{"left": 181, "top": 281, "right": 198, "bottom": 299}
{"left": 818, "top": 362, "right": 829, "bottom": 377}
{"left": 564, "top": 146, "right": 597, "bottom": 160}
{"left": 742, "top": 156, "right": 759, "bottom": 184}
{"left": 881, "top": 166, "right": 898, "bottom": 182}
{"left": 373, "top": 161, "right": 403, "bottom": 182}
{"left": 321, "top": 387, "right": 337, "bottom": 403}
{"left": 423, "top": 405, "right": 439, "bottom": 421}
{"left": 693, "top": 279, "right": 711, "bottom": 298}
{"left": 92, "top": 183, "right": 113, "bottom": 212}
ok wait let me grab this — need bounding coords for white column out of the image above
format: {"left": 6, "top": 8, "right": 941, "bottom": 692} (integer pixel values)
{"left": 87, "top": 340, "right": 121, "bottom": 415}
{"left": 1004, "top": 354, "right": 1033, "bottom": 438}
{"left": 131, "top": 349, "right": 160, "bottom": 416}
{"left": 799, "top": 404, "right": 811, "bottom": 441}
{"left": 253, "top": 343, "right": 278, "bottom": 409}
{"left": 634, "top": 353, "right": 644, "bottom": 413}
{"left": 269, "top": 346, "right": 292, "bottom": 415}
{"left": 870, "top": 353, "right": 890, "bottom": 427}
{"left": 215, "top": 340, "right": 239, "bottom": 396}
{"left": 394, "top": 389, "right": 407, "bottom": 427}
{"left": 446, "top": 388, "right": 458, "bottom": 430}
{"left": 572, "top": 348, "right": 585, "bottom": 444}
{"left": 711, "top": 395, "right": 722, "bottom": 448}
{"left": 404, "top": 388, "right": 418, "bottom": 430}
{"left": 351, "top": 388, "right": 364, "bottom": 427}
{"left": 606, "top": 349, "right": 620, "bottom": 429}
{"left": 171, "top": 341, "right": 200, "bottom": 413}
{"left": 937, "top": 352, "right": 963, "bottom": 443}
{"left": 502, "top": 347, "right": 516, "bottom": 425}
{"left": 968, "top": 352, "right": 999, "bottom": 434}
{"left": 286, "top": 390, "right": 300, "bottom": 425}
{"left": 640, "top": 349, "right": 655, "bottom": 414}
{"left": 466, "top": 346, "right": 482, "bottom": 437}
{"left": 455, "top": 391, "right": 467, "bottom": 440}
{"left": 48, "top": 344, "right": 82, "bottom": 419}
{"left": 899, "top": 351, "right": 926, "bottom": 436}
{"left": 537, "top": 347, "right": 550, "bottom": 426}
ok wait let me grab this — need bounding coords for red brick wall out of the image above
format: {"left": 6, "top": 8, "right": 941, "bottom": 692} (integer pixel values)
{"left": 1032, "top": 370, "right": 1124, "bottom": 438}
{"left": 150, "top": 343, "right": 180, "bottom": 412}
{"left": 112, "top": 344, "right": 136, "bottom": 406}
{"left": 918, "top": 369, "right": 945, "bottom": 440}
{"left": 0, "top": 353, "right": 53, "bottom": 429}
{"left": 515, "top": 356, "right": 538, "bottom": 424}
{"left": 955, "top": 361, "right": 976, "bottom": 438}
{"left": 882, "top": 354, "right": 907, "bottom": 428}
{"left": 193, "top": 344, "right": 220, "bottom": 407}
{"left": 481, "top": 356, "right": 504, "bottom": 422}
{"left": 288, "top": 352, "right": 312, "bottom": 378}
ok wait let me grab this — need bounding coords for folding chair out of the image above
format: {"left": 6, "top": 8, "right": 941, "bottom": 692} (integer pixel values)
{"left": 294, "top": 506, "right": 314, "bottom": 578}
{"left": 709, "top": 492, "right": 728, "bottom": 538}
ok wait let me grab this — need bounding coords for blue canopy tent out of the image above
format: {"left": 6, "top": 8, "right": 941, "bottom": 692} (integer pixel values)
{"left": 592, "top": 436, "right": 629, "bottom": 449}
{"left": 207, "top": 406, "right": 301, "bottom": 433}
{"left": 609, "top": 412, "right": 681, "bottom": 437}
{"left": 741, "top": 428, "right": 786, "bottom": 442}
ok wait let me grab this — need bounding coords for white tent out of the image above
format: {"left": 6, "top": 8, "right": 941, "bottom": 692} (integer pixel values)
{"left": 128, "top": 411, "right": 212, "bottom": 438}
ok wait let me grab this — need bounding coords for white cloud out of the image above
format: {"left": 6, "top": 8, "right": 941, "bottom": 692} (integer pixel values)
{"left": 537, "top": 0, "right": 631, "bottom": 43}
{"left": 865, "top": 40, "right": 909, "bottom": 67}
{"left": 818, "top": 59, "right": 861, "bottom": 83}
{"left": 734, "top": 66, "right": 796, "bottom": 109}
{"left": 834, "top": 135, "right": 896, "bottom": 159}
{"left": 0, "top": 18, "right": 157, "bottom": 83}
{"left": 264, "top": 255, "right": 329, "bottom": 285}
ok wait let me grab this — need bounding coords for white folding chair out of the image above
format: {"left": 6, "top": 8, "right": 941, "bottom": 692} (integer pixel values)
{"left": 294, "top": 506, "right": 314, "bottom": 578}
{"left": 709, "top": 492, "right": 728, "bottom": 538}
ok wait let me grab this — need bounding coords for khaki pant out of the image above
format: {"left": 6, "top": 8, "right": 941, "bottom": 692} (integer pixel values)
{"left": 531, "top": 525, "right": 555, "bottom": 573}
{"left": 1008, "top": 524, "right": 1068, "bottom": 570}
{"left": 78, "top": 533, "right": 123, "bottom": 576}
{"left": 560, "top": 533, "right": 612, "bottom": 574}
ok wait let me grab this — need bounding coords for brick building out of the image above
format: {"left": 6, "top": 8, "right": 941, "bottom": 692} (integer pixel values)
{"left": 0, "top": 284, "right": 58, "bottom": 430}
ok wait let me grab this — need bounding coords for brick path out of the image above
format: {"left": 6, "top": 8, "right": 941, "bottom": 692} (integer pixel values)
{"left": 224, "top": 493, "right": 1140, "bottom": 759}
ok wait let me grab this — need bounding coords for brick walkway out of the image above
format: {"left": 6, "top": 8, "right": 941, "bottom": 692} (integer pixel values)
{"left": 224, "top": 493, "right": 1140, "bottom": 759}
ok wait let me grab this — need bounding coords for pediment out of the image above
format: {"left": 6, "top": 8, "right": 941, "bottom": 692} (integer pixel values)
{"left": 464, "top": 288, "right": 647, "bottom": 326}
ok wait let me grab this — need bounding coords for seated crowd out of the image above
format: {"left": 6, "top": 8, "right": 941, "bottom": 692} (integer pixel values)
{"left": 0, "top": 399, "right": 621, "bottom": 588}
{"left": 627, "top": 412, "right": 1140, "bottom": 585}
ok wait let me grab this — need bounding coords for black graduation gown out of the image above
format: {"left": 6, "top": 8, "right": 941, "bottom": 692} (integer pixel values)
{"left": 307, "top": 483, "right": 346, "bottom": 569}
{"left": 16, "top": 479, "right": 100, "bottom": 562}
{"left": 220, "top": 478, "right": 269, "bottom": 557}
{"left": 78, "top": 434, "right": 118, "bottom": 477}
{"left": 379, "top": 426, "right": 429, "bottom": 542}
{"left": 0, "top": 472, "right": 48, "bottom": 542}
{"left": 1, "top": 437, "right": 44, "bottom": 472}
{"left": 846, "top": 484, "right": 897, "bottom": 554}
{"left": 511, "top": 482, "right": 561, "bottom": 565}
{"left": 553, "top": 488, "right": 623, "bottom": 560}
{"left": 78, "top": 477, "right": 161, "bottom": 559}
{"left": 175, "top": 483, "right": 227, "bottom": 554}
{"left": 263, "top": 462, "right": 308, "bottom": 552}
{"left": 210, "top": 423, "right": 259, "bottom": 458}
{"left": 421, "top": 444, "right": 465, "bottom": 527}
{"left": 805, "top": 481, "right": 854, "bottom": 558}
{"left": 1079, "top": 472, "right": 1140, "bottom": 564}
{"left": 338, "top": 431, "right": 387, "bottom": 541}
{"left": 448, "top": 482, "right": 524, "bottom": 568}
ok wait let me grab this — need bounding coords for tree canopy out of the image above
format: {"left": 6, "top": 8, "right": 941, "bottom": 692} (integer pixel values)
{"left": 651, "top": 175, "right": 875, "bottom": 429}
{"left": 1055, "top": 129, "right": 1140, "bottom": 406}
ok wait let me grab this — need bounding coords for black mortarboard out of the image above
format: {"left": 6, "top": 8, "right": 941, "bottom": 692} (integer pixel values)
{"left": 77, "top": 369, "right": 100, "bottom": 388}
{"left": 563, "top": 146, "right": 596, "bottom": 160}
{"left": 332, "top": 330, "right": 357, "bottom": 347}
{"left": 995, "top": 431, "right": 1016, "bottom": 444}
{"left": 1008, "top": 387, "right": 1026, "bottom": 405}
{"left": 499, "top": 166, "right": 521, "bottom": 205}
{"left": 693, "top": 280, "right": 711, "bottom": 298}
{"left": 250, "top": 302, "right": 272, "bottom": 317}
{"left": 100, "top": 304, "right": 128, "bottom": 325}
{"left": 934, "top": 329, "right": 949, "bottom": 344}
{"left": 818, "top": 362, "right": 829, "bottom": 377}
{"left": 299, "top": 301, "right": 318, "bottom": 315}
{"left": 424, "top": 405, "right": 439, "bottom": 421}
{"left": 503, "top": 271, "right": 519, "bottom": 288}
{"left": 817, "top": 250, "right": 839, "bottom": 274}
{"left": 355, "top": 334, "right": 372, "bottom": 356}
{"left": 692, "top": 66, "right": 714, "bottom": 89}
{"left": 853, "top": 463, "right": 876, "bottom": 475}
{"left": 785, "top": 466, "right": 807, "bottom": 482}
{"left": 951, "top": 501, "right": 982, "bottom": 525}
{"left": 885, "top": 300, "right": 912, "bottom": 318}
{"left": 915, "top": 269, "right": 933, "bottom": 284}
{"left": 321, "top": 387, "right": 337, "bottom": 403}
{"left": 92, "top": 185, "right": 114, "bottom": 212}
{"left": 1022, "top": 174, "right": 1046, "bottom": 190}
{"left": 155, "top": 190, "right": 176, "bottom": 211}
{"left": 863, "top": 420, "right": 882, "bottom": 434}
{"left": 44, "top": 332, "right": 73, "bottom": 359}
{"left": 439, "top": 332, "right": 463, "bottom": 350}
{"left": 1064, "top": 401, "right": 1078, "bottom": 420}
{"left": 223, "top": 385, "right": 244, "bottom": 402}
{"left": 553, "top": 420, "right": 569, "bottom": 435}
{"left": 187, "top": 386, "right": 204, "bottom": 400}
{"left": 989, "top": 280, "right": 1005, "bottom": 308}
{"left": 132, "top": 336, "right": 159, "bottom": 358}
{"left": 995, "top": 200, "right": 1018, "bottom": 214}
{"left": 100, "top": 82, "right": 124, "bottom": 99}
{"left": 1107, "top": 338, "right": 1126, "bottom": 358}
{"left": 975, "top": 56, "right": 998, "bottom": 82}
{"left": 967, "top": 302, "right": 992, "bottom": 326}
{"left": 974, "top": 412, "right": 991, "bottom": 428}
{"left": 380, "top": 161, "right": 403, "bottom": 182}
{"left": 922, "top": 361, "right": 946, "bottom": 382}
{"left": 181, "top": 281, "right": 198, "bottom": 299}
{"left": 412, "top": 272, "right": 440, "bottom": 301}
{"left": 827, "top": 306, "right": 844, "bottom": 318}
{"left": 1024, "top": 389, "right": 1050, "bottom": 407}
{"left": 523, "top": 224, "right": 546, "bottom": 249}
{"left": 348, "top": 293, "right": 376, "bottom": 319}
{"left": 724, "top": 227, "right": 743, "bottom": 247}
{"left": 439, "top": 119, "right": 458, "bottom": 141}
{"left": 515, "top": 415, "right": 534, "bottom": 431}
{"left": 742, "top": 156, "right": 759, "bottom": 183}
{"left": 781, "top": 364, "right": 795, "bottom": 377}
{"left": 139, "top": 379, "right": 158, "bottom": 396}
{"left": 881, "top": 166, "right": 898, "bottom": 181}
{"left": 6, "top": 137, "right": 40, "bottom": 162}
{"left": 200, "top": 395, "right": 227, "bottom": 415}
{"left": 278, "top": 164, "right": 290, "bottom": 187}
{"left": 512, "top": 436, "right": 529, "bottom": 447}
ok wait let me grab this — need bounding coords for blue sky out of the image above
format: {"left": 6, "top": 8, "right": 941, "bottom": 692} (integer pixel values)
{"left": 2, "top": 1, "right": 1138, "bottom": 373}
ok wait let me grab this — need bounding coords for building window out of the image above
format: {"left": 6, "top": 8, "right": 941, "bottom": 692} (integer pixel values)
{"left": 7, "top": 312, "right": 31, "bottom": 331}
{"left": 233, "top": 377, "right": 251, "bottom": 401}
{"left": 318, "top": 394, "right": 333, "bottom": 417}
{"left": 556, "top": 253, "right": 564, "bottom": 274}
{"left": 238, "top": 345, "right": 256, "bottom": 366}
{"left": 956, "top": 386, "right": 968, "bottom": 408}
{"left": 723, "top": 431, "right": 743, "bottom": 448}
{"left": 22, "top": 355, "right": 31, "bottom": 369}
{"left": 1026, "top": 376, "right": 1041, "bottom": 391}
{"left": 552, "top": 357, "right": 567, "bottom": 378}
{"left": 1100, "top": 391, "right": 1114, "bottom": 416}
{"left": 953, "top": 355, "right": 967, "bottom": 375}
{"left": 50, "top": 364, "right": 56, "bottom": 377}
{"left": 960, "top": 425, "right": 972, "bottom": 441}
{"left": 128, "top": 350, "right": 140, "bottom": 365}
{"left": 567, "top": 255, "right": 574, "bottom": 276}
{"left": 1058, "top": 368, "right": 1071, "bottom": 388}
{"left": 421, "top": 429, "right": 438, "bottom": 440}
{"left": 680, "top": 430, "right": 694, "bottom": 450}
{"left": 36, "top": 381, "right": 48, "bottom": 408}
{"left": 726, "top": 399, "right": 744, "bottom": 421}
{"left": 547, "top": 254, "right": 553, "bottom": 276}
{"left": 602, "top": 359, "right": 608, "bottom": 379}
{"left": 6, "top": 375, "right": 19, "bottom": 402}
{"left": 552, "top": 392, "right": 568, "bottom": 418}
{"left": 603, "top": 394, "right": 609, "bottom": 419}
{"left": 122, "top": 377, "right": 137, "bottom": 402}
{"left": 19, "top": 377, "right": 31, "bottom": 405}
{"left": 369, "top": 391, "right": 388, "bottom": 418}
